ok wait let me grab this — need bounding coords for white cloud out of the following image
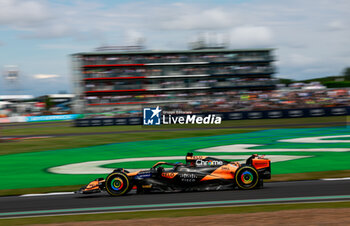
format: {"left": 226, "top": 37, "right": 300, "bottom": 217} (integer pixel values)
{"left": 0, "top": 0, "right": 350, "bottom": 90}
{"left": 34, "top": 74, "right": 60, "bottom": 79}
{"left": 327, "top": 20, "right": 346, "bottom": 31}
{"left": 229, "top": 26, "right": 273, "bottom": 48}
{"left": 123, "top": 30, "right": 145, "bottom": 45}
{"left": 286, "top": 54, "right": 317, "bottom": 67}
{"left": 39, "top": 43, "right": 92, "bottom": 50}
{"left": 160, "top": 8, "right": 235, "bottom": 30}
{"left": 0, "top": 0, "right": 51, "bottom": 27}
{"left": 29, "top": 23, "right": 74, "bottom": 39}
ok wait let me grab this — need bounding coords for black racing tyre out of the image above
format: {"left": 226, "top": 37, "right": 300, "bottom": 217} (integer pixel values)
{"left": 105, "top": 172, "right": 131, "bottom": 196}
{"left": 235, "top": 166, "right": 259, "bottom": 190}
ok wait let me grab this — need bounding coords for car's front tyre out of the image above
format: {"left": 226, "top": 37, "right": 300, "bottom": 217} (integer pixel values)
{"left": 105, "top": 172, "right": 131, "bottom": 196}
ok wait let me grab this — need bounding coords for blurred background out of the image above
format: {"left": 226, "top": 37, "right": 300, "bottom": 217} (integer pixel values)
{"left": 0, "top": 1, "right": 350, "bottom": 224}
{"left": 0, "top": 0, "right": 349, "bottom": 121}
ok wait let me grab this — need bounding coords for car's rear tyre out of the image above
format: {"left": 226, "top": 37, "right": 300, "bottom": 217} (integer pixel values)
{"left": 105, "top": 172, "right": 131, "bottom": 196}
{"left": 235, "top": 166, "right": 259, "bottom": 190}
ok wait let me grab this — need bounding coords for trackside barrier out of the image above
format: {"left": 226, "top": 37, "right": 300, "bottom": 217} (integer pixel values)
{"left": 74, "top": 106, "right": 350, "bottom": 127}
{"left": 0, "top": 114, "right": 81, "bottom": 123}
{"left": 0, "top": 116, "right": 27, "bottom": 123}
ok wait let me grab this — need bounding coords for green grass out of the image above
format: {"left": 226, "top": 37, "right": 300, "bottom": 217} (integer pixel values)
{"left": 0, "top": 129, "right": 259, "bottom": 155}
{"left": 1, "top": 201, "right": 349, "bottom": 225}
{"left": 1, "top": 116, "right": 347, "bottom": 136}
{"left": 1, "top": 125, "right": 350, "bottom": 193}
{"left": 1, "top": 116, "right": 346, "bottom": 155}
{"left": 0, "top": 116, "right": 349, "bottom": 196}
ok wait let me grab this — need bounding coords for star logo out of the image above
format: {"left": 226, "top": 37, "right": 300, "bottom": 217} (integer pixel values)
{"left": 143, "top": 106, "right": 162, "bottom": 125}
{"left": 150, "top": 106, "right": 161, "bottom": 119}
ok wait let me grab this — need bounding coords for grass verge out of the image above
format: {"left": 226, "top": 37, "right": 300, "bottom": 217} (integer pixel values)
{"left": 0, "top": 116, "right": 347, "bottom": 156}
{"left": 1, "top": 116, "right": 347, "bottom": 136}
{"left": 0, "top": 116, "right": 348, "bottom": 196}
{"left": 0, "top": 128, "right": 259, "bottom": 155}
{"left": 1, "top": 201, "right": 349, "bottom": 225}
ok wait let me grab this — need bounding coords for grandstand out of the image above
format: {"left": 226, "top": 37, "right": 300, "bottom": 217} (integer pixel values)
{"left": 71, "top": 47, "right": 275, "bottom": 113}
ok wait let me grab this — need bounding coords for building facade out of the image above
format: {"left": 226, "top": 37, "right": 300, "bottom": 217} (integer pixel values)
{"left": 71, "top": 48, "right": 275, "bottom": 114}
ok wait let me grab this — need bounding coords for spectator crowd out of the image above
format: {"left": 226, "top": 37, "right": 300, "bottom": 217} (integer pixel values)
{"left": 82, "top": 88, "right": 350, "bottom": 118}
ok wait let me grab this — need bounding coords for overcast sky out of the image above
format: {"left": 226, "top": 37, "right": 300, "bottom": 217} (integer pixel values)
{"left": 0, "top": 0, "right": 349, "bottom": 96}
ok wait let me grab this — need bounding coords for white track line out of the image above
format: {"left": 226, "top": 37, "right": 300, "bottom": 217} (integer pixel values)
{"left": 20, "top": 192, "right": 74, "bottom": 197}
{"left": 321, "top": 177, "right": 350, "bottom": 181}
{"left": 279, "top": 135, "right": 350, "bottom": 143}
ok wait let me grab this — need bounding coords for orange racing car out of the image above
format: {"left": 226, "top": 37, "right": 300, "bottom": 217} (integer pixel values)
{"left": 77, "top": 153, "right": 271, "bottom": 196}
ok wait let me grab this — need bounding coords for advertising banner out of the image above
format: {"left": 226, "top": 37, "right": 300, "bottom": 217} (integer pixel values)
{"left": 25, "top": 114, "right": 80, "bottom": 122}
{"left": 74, "top": 106, "right": 350, "bottom": 127}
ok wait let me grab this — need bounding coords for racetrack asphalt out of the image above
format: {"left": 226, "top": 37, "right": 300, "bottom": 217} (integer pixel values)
{"left": 0, "top": 179, "right": 349, "bottom": 218}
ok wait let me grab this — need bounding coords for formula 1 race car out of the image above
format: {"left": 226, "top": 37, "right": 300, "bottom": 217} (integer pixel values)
{"left": 77, "top": 153, "right": 271, "bottom": 196}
